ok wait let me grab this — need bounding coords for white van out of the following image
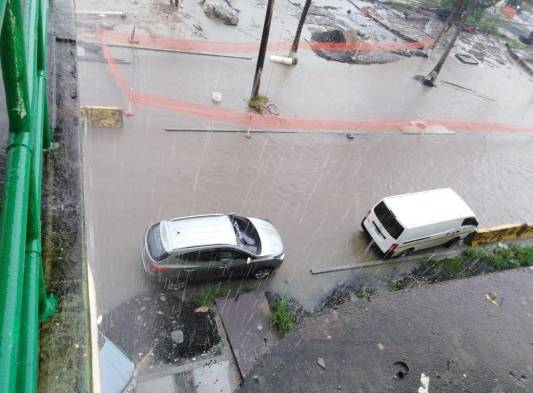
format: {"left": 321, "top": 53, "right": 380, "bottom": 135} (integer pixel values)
{"left": 361, "top": 188, "right": 478, "bottom": 258}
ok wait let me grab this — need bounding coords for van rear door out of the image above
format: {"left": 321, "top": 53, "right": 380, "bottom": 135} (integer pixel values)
{"left": 364, "top": 201, "right": 404, "bottom": 254}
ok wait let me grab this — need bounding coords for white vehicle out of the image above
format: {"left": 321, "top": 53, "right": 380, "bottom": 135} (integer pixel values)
{"left": 361, "top": 188, "right": 478, "bottom": 258}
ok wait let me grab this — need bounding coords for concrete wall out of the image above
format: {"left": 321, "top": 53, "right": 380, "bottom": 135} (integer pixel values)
{"left": 470, "top": 223, "right": 533, "bottom": 247}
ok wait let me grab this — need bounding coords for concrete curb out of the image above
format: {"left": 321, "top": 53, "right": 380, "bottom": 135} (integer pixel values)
{"left": 506, "top": 43, "right": 533, "bottom": 76}
{"left": 470, "top": 222, "right": 533, "bottom": 247}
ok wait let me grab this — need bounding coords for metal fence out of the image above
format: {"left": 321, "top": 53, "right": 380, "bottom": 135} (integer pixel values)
{"left": 0, "top": 0, "right": 57, "bottom": 392}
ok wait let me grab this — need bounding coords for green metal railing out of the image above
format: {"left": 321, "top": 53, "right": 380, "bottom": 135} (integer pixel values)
{"left": 0, "top": 0, "right": 57, "bottom": 392}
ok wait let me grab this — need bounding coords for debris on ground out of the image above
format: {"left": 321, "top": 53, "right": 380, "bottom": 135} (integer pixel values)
{"left": 419, "top": 372, "right": 430, "bottom": 393}
{"left": 211, "top": 92, "right": 223, "bottom": 103}
{"left": 486, "top": 291, "right": 498, "bottom": 305}
{"left": 201, "top": 0, "right": 239, "bottom": 26}
{"left": 101, "top": 292, "right": 221, "bottom": 366}
{"left": 316, "top": 357, "right": 326, "bottom": 369}
{"left": 195, "top": 305, "right": 210, "bottom": 313}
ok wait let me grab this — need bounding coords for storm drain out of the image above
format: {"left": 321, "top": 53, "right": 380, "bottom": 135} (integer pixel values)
{"left": 455, "top": 53, "right": 479, "bottom": 65}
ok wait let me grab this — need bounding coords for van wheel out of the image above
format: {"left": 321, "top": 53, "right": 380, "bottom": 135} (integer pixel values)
{"left": 253, "top": 268, "right": 273, "bottom": 280}
{"left": 444, "top": 237, "right": 460, "bottom": 248}
{"left": 396, "top": 248, "right": 414, "bottom": 258}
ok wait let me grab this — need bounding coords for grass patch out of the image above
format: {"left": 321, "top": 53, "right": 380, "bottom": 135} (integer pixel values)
{"left": 269, "top": 297, "right": 295, "bottom": 338}
{"left": 387, "top": 281, "right": 402, "bottom": 292}
{"left": 465, "top": 244, "right": 533, "bottom": 271}
{"left": 195, "top": 286, "right": 232, "bottom": 307}
{"left": 474, "top": 16, "right": 533, "bottom": 51}
{"left": 389, "top": 244, "right": 533, "bottom": 293}
{"left": 248, "top": 94, "right": 269, "bottom": 111}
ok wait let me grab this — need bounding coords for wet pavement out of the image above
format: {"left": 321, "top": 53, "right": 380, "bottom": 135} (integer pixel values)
{"left": 78, "top": 2, "right": 533, "bottom": 314}
{"left": 82, "top": 117, "right": 533, "bottom": 312}
{"left": 75, "top": 0, "right": 533, "bottom": 390}
{"left": 238, "top": 267, "right": 533, "bottom": 393}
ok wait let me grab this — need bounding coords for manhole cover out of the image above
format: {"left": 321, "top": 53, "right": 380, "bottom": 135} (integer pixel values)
{"left": 455, "top": 53, "right": 479, "bottom": 65}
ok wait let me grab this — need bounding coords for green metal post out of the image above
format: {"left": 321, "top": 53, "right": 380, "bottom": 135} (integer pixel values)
{"left": 0, "top": 1, "right": 7, "bottom": 33}
{"left": 18, "top": 241, "right": 41, "bottom": 393}
{"left": 42, "top": 97, "right": 51, "bottom": 149}
{"left": 38, "top": 0, "right": 52, "bottom": 149}
{"left": 23, "top": 0, "right": 39, "bottom": 102}
{"left": 0, "top": 0, "right": 30, "bottom": 133}
{"left": 30, "top": 70, "right": 56, "bottom": 321}
{"left": 0, "top": 1, "right": 34, "bottom": 392}
{"left": 18, "top": 72, "right": 49, "bottom": 393}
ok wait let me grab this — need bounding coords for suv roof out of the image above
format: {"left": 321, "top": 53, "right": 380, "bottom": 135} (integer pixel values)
{"left": 160, "top": 215, "right": 237, "bottom": 251}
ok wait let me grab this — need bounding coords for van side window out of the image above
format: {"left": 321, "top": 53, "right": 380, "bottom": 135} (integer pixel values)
{"left": 461, "top": 217, "right": 478, "bottom": 227}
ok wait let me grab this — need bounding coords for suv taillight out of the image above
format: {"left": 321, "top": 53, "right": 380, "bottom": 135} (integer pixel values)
{"left": 149, "top": 262, "right": 169, "bottom": 273}
{"left": 389, "top": 243, "right": 398, "bottom": 252}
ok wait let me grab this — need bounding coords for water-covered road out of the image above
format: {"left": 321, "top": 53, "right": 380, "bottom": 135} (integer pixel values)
{"left": 82, "top": 117, "right": 533, "bottom": 311}
{"left": 77, "top": 0, "right": 533, "bottom": 314}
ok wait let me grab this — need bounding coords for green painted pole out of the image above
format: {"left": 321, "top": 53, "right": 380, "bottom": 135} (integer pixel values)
{"left": 0, "top": 1, "right": 34, "bottom": 392}
{"left": 18, "top": 70, "right": 46, "bottom": 393}
{"left": 31, "top": 70, "right": 56, "bottom": 321}
{"left": 17, "top": 241, "right": 40, "bottom": 393}
{"left": 23, "top": 0, "right": 39, "bottom": 101}
{"left": 0, "top": 1, "right": 7, "bottom": 34}
{"left": 39, "top": 0, "right": 52, "bottom": 149}
{"left": 42, "top": 97, "right": 51, "bottom": 149}
{"left": 0, "top": 0, "right": 30, "bottom": 133}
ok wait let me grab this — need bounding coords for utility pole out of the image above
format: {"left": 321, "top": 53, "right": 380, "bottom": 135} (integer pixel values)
{"left": 430, "top": 0, "right": 466, "bottom": 50}
{"left": 251, "top": 0, "right": 275, "bottom": 100}
{"left": 422, "top": 0, "right": 476, "bottom": 87}
{"left": 288, "top": 0, "right": 312, "bottom": 63}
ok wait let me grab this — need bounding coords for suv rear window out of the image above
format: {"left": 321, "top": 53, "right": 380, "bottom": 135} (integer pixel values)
{"left": 374, "top": 202, "right": 404, "bottom": 239}
{"left": 147, "top": 224, "right": 169, "bottom": 262}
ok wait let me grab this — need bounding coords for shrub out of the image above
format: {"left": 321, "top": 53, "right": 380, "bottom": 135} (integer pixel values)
{"left": 269, "top": 298, "right": 294, "bottom": 338}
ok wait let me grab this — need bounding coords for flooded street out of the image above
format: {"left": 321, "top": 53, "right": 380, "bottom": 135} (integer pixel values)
{"left": 74, "top": 0, "right": 533, "bottom": 390}
{"left": 82, "top": 111, "right": 533, "bottom": 311}
{"left": 77, "top": 0, "right": 533, "bottom": 313}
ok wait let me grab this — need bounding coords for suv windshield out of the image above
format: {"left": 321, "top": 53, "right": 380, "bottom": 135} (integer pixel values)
{"left": 147, "top": 223, "right": 169, "bottom": 262}
{"left": 374, "top": 202, "right": 404, "bottom": 239}
{"left": 230, "top": 216, "right": 261, "bottom": 254}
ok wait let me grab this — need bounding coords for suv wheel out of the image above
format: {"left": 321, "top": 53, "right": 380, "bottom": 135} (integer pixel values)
{"left": 253, "top": 268, "right": 273, "bottom": 279}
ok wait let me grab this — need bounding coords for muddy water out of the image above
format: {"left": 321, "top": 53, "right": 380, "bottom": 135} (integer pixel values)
{"left": 77, "top": 0, "right": 533, "bottom": 314}
{"left": 101, "top": 42, "right": 533, "bottom": 129}
{"left": 82, "top": 103, "right": 533, "bottom": 311}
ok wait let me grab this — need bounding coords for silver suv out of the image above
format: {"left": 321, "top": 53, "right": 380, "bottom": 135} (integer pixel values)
{"left": 142, "top": 214, "right": 284, "bottom": 281}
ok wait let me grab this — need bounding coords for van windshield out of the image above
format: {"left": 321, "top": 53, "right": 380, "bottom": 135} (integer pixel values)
{"left": 147, "top": 223, "right": 169, "bottom": 262}
{"left": 374, "top": 202, "right": 404, "bottom": 239}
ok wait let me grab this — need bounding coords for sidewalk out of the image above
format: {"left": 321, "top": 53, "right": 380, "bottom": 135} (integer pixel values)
{"left": 507, "top": 43, "right": 533, "bottom": 75}
{"left": 239, "top": 267, "right": 533, "bottom": 392}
